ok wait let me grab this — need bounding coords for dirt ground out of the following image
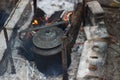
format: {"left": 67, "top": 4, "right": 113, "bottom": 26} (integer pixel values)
{"left": 104, "top": 7, "right": 120, "bottom": 80}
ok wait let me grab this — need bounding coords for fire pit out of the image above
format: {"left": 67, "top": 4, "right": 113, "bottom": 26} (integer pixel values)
{"left": 19, "top": 26, "right": 71, "bottom": 76}
{"left": 18, "top": 8, "right": 72, "bottom": 76}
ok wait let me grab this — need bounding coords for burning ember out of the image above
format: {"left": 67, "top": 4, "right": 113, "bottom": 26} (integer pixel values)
{"left": 32, "top": 19, "right": 39, "bottom": 25}
{"left": 62, "top": 11, "right": 73, "bottom": 21}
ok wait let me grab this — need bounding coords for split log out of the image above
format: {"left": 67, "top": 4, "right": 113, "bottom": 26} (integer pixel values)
{"left": 86, "top": 1, "right": 105, "bottom": 26}
{"left": 0, "top": 0, "right": 32, "bottom": 76}
{"left": 84, "top": 26, "right": 108, "bottom": 40}
{"left": 77, "top": 26, "right": 108, "bottom": 80}
{"left": 68, "top": 2, "right": 83, "bottom": 50}
{"left": 62, "top": 3, "right": 83, "bottom": 80}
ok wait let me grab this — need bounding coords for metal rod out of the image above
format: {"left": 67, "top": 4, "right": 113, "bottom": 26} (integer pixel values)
{"left": 82, "top": 0, "right": 86, "bottom": 26}
{"left": 3, "top": 28, "right": 9, "bottom": 45}
{"left": 3, "top": 27, "right": 16, "bottom": 74}
{"left": 9, "top": 54, "right": 16, "bottom": 74}
{"left": 19, "top": 21, "right": 67, "bottom": 33}
{"left": 33, "top": 0, "right": 37, "bottom": 15}
{"left": 62, "top": 36, "right": 68, "bottom": 80}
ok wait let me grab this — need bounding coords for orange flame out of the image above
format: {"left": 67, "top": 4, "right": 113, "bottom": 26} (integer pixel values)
{"left": 63, "top": 11, "right": 73, "bottom": 21}
{"left": 32, "top": 19, "right": 38, "bottom": 25}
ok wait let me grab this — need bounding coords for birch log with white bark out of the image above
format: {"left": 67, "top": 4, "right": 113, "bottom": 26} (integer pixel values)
{"left": 77, "top": 26, "right": 109, "bottom": 80}
{"left": 0, "top": 0, "right": 32, "bottom": 76}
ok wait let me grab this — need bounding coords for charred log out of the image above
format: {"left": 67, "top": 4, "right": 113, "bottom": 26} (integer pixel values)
{"left": 67, "top": 2, "right": 83, "bottom": 54}
{"left": 61, "top": 3, "right": 83, "bottom": 80}
{"left": 0, "top": 0, "right": 32, "bottom": 76}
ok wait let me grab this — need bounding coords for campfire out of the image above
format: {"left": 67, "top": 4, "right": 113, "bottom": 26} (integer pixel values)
{"left": 1, "top": 0, "right": 118, "bottom": 80}
{"left": 6, "top": 0, "right": 82, "bottom": 79}
{"left": 18, "top": 6, "right": 73, "bottom": 77}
